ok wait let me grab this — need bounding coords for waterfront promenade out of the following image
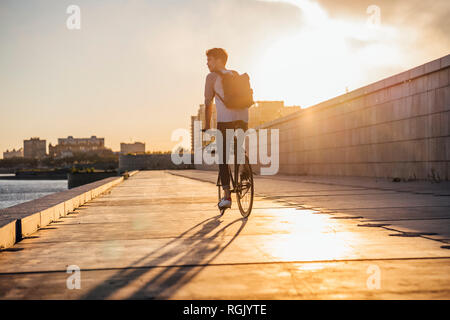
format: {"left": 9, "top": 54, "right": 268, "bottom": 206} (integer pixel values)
{"left": 0, "top": 170, "right": 449, "bottom": 299}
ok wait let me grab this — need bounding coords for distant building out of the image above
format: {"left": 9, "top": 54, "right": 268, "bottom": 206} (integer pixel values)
{"left": 23, "top": 137, "right": 46, "bottom": 159}
{"left": 49, "top": 135, "right": 106, "bottom": 158}
{"left": 248, "top": 101, "right": 301, "bottom": 128}
{"left": 190, "top": 103, "right": 217, "bottom": 152}
{"left": 3, "top": 148, "right": 23, "bottom": 159}
{"left": 193, "top": 103, "right": 217, "bottom": 130}
{"left": 120, "top": 142, "right": 145, "bottom": 154}
{"left": 190, "top": 115, "right": 198, "bottom": 153}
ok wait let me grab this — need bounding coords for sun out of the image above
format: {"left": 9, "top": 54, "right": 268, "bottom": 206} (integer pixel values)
{"left": 252, "top": 0, "right": 403, "bottom": 108}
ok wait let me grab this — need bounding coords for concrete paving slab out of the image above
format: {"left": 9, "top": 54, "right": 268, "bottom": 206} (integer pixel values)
{"left": 0, "top": 170, "right": 449, "bottom": 299}
{"left": 379, "top": 220, "right": 450, "bottom": 240}
{"left": 171, "top": 170, "right": 450, "bottom": 245}
{"left": 348, "top": 206, "right": 450, "bottom": 221}
{"left": 0, "top": 259, "right": 449, "bottom": 299}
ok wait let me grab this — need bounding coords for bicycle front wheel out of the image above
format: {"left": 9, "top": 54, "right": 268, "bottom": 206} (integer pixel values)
{"left": 236, "top": 161, "right": 254, "bottom": 218}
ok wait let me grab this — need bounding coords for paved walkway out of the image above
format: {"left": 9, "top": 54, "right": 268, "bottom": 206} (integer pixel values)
{"left": 0, "top": 170, "right": 449, "bottom": 299}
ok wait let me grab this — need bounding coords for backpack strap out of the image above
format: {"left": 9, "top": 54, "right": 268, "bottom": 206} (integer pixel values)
{"left": 213, "top": 71, "right": 226, "bottom": 106}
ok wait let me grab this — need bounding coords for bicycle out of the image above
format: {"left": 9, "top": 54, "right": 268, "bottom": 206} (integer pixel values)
{"left": 216, "top": 135, "right": 254, "bottom": 218}
{"left": 202, "top": 129, "right": 254, "bottom": 218}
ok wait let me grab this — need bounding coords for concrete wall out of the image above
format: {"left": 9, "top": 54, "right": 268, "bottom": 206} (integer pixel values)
{"left": 256, "top": 55, "right": 450, "bottom": 180}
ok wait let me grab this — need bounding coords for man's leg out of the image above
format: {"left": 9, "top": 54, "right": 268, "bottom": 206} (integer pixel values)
{"left": 217, "top": 122, "right": 231, "bottom": 199}
{"left": 234, "top": 120, "right": 248, "bottom": 165}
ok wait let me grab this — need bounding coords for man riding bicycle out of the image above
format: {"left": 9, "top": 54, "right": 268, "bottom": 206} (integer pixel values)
{"left": 203, "top": 48, "right": 249, "bottom": 211}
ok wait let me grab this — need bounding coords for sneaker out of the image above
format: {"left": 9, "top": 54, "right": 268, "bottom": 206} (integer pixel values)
{"left": 218, "top": 197, "right": 232, "bottom": 210}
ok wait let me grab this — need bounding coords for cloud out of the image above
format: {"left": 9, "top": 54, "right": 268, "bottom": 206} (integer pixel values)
{"left": 315, "top": 0, "right": 450, "bottom": 58}
{"left": 252, "top": 0, "right": 449, "bottom": 107}
{"left": 258, "top": 0, "right": 450, "bottom": 62}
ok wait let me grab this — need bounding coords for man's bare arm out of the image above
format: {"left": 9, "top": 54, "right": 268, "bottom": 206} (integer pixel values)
{"left": 204, "top": 73, "right": 216, "bottom": 130}
{"left": 204, "top": 103, "right": 212, "bottom": 130}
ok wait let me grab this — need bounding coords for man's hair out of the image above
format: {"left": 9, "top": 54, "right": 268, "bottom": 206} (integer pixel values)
{"left": 206, "top": 48, "right": 228, "bottom": 65}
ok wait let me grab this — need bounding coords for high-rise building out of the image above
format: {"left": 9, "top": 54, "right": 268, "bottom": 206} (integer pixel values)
{"left": 190, "top": 103, "right": 217, "bottom": 151}
{"left": 120, "top": 142, "right": 145, "bottom": 154}
{"left": 23, "top": 137, "right": 46, "bottom": 159}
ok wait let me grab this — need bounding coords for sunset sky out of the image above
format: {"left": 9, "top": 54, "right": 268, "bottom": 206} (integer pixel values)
{"left": 1, "top": 0, "right": 449, "bottom": 156}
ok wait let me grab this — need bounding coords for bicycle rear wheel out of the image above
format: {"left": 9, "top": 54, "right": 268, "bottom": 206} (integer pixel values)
{"left": 236, "top": 159, "right": 254, "bottom": 218}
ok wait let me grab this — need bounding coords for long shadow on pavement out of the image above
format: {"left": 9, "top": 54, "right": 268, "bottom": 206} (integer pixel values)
{"left": 82, "top": 214, "right": 247, "bottom": 299}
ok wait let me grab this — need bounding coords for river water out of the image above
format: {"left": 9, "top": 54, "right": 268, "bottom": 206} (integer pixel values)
{"left": 0, "top": 174, "right": 68, "bottom": 210}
